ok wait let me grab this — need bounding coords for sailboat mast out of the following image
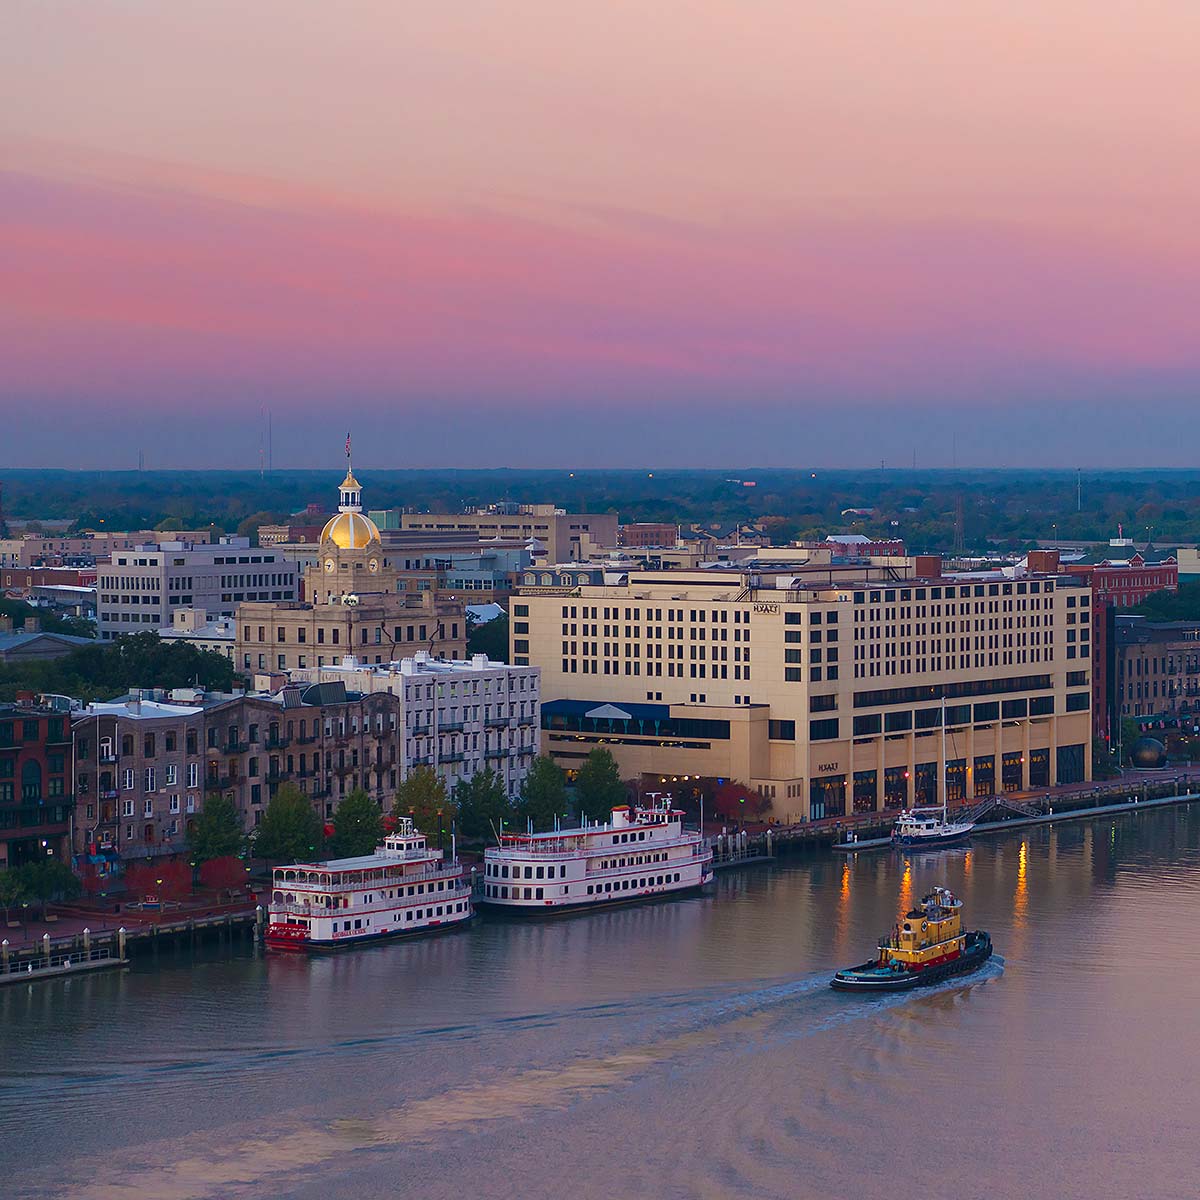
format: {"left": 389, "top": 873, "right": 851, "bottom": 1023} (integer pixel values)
{"left": 941, "top": 695, "right": 947, "bottom": 823}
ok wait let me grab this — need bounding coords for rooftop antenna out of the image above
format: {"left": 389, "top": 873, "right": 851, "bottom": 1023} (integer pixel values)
{"left": 1076, "top": 467, "right": 1081, "bottom": 513}
{"left": 268, "top": 407, "right": 273, "bottom": 473}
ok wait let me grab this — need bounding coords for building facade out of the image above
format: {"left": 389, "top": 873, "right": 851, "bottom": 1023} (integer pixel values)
{"left": 1114, "top": 616, "right": 1200, "bottom": 723}
{"left": 1, "top": 530, "right": 215, "bottom": 569}
{"left": 376, "top": 503, "right": 618, "bottom": 562}
{"left": 514, "top": 563, "right": 1092, "bottom": 820}
{"left": 237, "top": 463, "right": 467, "bottom": 672}
{"left": 0, "top": 699, "right": 74, "bottom": 869}
{"left": 97, "top": 537, "right": 299, "bottom": 640}
{"left": 72, "top": 684, "right": 403, "bottom": 873}
{"left": 619, "top": 523, "right": 681, "bottom": 549}
{"left": 311, "top": 652, "right": 540, "bottom": 798}
{"left": 159, "top": 608, "right": 236, "bottom": 660}
{"left": 1061, "top": 550, "right": 1178, "bottom": 741}
{"left": 73, "top": 694, "right": 211, "bottom": 875}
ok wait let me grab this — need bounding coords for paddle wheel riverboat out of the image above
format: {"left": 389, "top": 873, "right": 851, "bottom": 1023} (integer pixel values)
{"left": 480, "top": 794, "right": 713, "bottom": 915}
{"left": 265, "top": 819, "right": 473, "bottom": 949}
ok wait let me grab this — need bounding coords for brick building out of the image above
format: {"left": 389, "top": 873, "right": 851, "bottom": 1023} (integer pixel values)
{"left": 0, "top": 698, "right": 74, "bottom": 869}
{"left": 1059, "top": 549, "right": 1178, "bottom": 741}
{"left": 1113, "top": 616, "right": 1200, "bottom": 724}
{"left": 618, "top": 523, "right": 681, "bottom": 549}
{"left": 72, "top": 683, "right": 404, "bottom": 875}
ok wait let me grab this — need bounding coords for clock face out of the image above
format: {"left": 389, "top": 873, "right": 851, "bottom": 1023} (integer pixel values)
{"left": 324, "top": 558, "right": 335, "bottom": 573}
{"left": 368, "top": 559, "right": 379, "bottom": 573}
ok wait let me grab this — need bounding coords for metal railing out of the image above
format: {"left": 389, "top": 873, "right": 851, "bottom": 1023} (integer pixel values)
{"left": 2, "top": 947, "right": 115, "bottom": 978}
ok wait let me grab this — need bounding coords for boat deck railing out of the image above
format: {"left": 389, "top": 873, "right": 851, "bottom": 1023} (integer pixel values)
{"left": 488, "top": 832, "right": 701, "bottom": 859}
{"left": 272, "top": 882, "right": 471, "bottom": 919}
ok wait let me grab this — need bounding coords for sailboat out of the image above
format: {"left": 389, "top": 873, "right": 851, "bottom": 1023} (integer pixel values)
{"left": 891, "top": 698, "right": 976, "bottom": 848}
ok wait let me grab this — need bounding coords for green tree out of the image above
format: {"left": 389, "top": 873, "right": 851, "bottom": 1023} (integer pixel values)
{"left": 330, "top": 788, "right": 384, "bottom": 858}
{"left": 0, "top": 868, "right": 28, "bottom": 926}
{"left": 574, "top": 747, "right": 626, "bottom": 822}
{"left": 0, "top": 630, "right": 234, "bottom": 705}
{"left": 516, "top": 756, "right": 567, "bottom": 831}
{"left": 392, "top": 766, "right": 454, "bottom": 838}
{"left": 16, "top": 860, "right": 81, "bottom": 919}
{"left": 187, "top": 793, "right": 244, "bottom": 863}
{"left": 1118, "top": 717, "right": 1142, "bottom": 764}
{"left": 467, "top": 611, "right": 510, "bottom": 661}
{"left": 253, "top": 782, "right": 323, "bottom": 863}
{"left": 1092, "top": 737, "right": 1119, "bottom": 780}
{"left": 453, "top": 768, "right": 512, "bottom": 840}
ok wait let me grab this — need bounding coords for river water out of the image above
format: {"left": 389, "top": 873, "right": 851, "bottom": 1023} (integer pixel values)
{"left": 4, "top": 805, "right": 1200, "bottom": 1200}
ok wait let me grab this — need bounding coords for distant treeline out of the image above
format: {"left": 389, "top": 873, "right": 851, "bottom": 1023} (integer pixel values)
{"left": 4, "top": 467, "right": 1200, "bottom": 554}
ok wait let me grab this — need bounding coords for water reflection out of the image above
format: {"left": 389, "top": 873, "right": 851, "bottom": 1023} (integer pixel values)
{"left": 8, "top": 805, "right": 1200, "bottom": 1200}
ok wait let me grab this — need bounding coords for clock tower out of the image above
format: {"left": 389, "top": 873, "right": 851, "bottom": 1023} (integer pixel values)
{"left": 305, "top": 445, "right": 398, "bottom": 603}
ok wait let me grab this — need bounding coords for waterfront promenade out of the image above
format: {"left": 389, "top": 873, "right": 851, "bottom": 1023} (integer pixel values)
{"left": 2, "top": 888, "right": 260, "bottom": 953}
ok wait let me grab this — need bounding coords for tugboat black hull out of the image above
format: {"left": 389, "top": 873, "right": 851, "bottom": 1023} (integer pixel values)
{"left": 831, "top": 931, "right": 993, "bottom": 992}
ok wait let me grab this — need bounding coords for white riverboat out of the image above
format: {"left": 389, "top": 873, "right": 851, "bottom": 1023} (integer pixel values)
{"left": 480, "top": 795, "right": 713, "bottom": 915}
{"left": 265, "top": 819, "right": 473, "bottom": 949}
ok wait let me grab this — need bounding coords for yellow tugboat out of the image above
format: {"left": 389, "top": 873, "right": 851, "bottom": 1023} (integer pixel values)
{"left": 831, "top": 885, "right": 992, "bottom": 991}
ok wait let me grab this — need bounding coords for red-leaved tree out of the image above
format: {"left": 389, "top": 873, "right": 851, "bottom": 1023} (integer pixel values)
{"left": 199, "top": 855, "right": 247, "bottom": 896}
{"left": 712, "top": 781, "right": 771, "bottom": 822}
{"left": 123, "top": 860, "right": 191, "bottom": 901}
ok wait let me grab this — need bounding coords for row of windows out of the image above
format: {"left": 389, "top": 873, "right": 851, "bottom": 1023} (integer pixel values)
{"left": 483, "top": 873, "right": 683, "bottom": 901}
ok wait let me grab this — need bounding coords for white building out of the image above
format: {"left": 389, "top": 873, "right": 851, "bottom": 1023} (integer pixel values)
{"left": 159, "top": 607, "right": 237, "bottom": 660}
{"left": 97, "top": 537, "right": 298, "bottom": 641}
{"left": 314, "top": 652, "right": 540, "bottom": 797}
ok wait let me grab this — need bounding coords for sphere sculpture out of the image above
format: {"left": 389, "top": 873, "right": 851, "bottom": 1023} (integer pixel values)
{"left": 1130, "top": 736, "right": 1167, "bottom": 769}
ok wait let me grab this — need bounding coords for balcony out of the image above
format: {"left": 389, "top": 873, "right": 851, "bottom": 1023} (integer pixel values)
{"left": 99, "top": 753, "right": 119, "bottom": 764}
{"left": 441, "top": 751, "right": 466, "bottom": 763}
{"left": 485, "top": 748, "right": 508, "bottom": 760}
{"left": 99, "top": 789, "right": 119, "bottom": 801}
{"left": 485, "top": 716, "right": 510, "bottom": 728}
{"left": 439, "top": 721, "right": 466, "bottom": 733}
{"left": 206, "top": 775, "right": 237, "bottom": 791}
{"left": 298, "top": 733, "right": 319, "bottom": 744}
{"left": 266, "top": 737, "right": 291, "bottom": 750}
{"left": 410, "top": 724, "right": 430, "bottom": 737}
{"left": 225, "top": 741, "right": 251, "bottom": 755}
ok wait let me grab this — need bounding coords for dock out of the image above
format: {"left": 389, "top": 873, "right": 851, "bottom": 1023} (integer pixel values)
{"left": 1, "top": 904, "right": 264, "bottom": 984}
{"left": 833, "top": 790, "right": 1200, "bottom": 852}
{"left": 0, "top": 946, "right": 126, "bottom": 987}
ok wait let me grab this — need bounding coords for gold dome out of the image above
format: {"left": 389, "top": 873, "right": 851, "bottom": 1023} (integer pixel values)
{"left": 320, "top": 510, "right": 380, "bottom": 549}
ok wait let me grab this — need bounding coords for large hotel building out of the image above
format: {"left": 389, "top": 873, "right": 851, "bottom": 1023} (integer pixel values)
{"left": 512, "top": 555, "right": 1092, "bottom": 821}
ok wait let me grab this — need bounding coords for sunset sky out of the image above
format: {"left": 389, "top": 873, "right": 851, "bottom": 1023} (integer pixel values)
{"left": 4, "top": 2, "right": 1200, "bottom": 468}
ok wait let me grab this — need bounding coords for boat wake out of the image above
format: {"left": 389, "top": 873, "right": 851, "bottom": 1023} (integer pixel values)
{"left": 7, "top": 957, "right": 1006, "bottom": 1200}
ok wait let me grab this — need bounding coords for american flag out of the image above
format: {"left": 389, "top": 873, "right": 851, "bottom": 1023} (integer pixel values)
{"left": 345, "top": 432, "right": 351, "bottom": 459}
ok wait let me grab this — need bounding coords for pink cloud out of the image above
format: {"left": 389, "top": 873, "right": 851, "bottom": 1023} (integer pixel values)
{"left": 3, "top": 155, "right": 1200, "bottom": 418}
